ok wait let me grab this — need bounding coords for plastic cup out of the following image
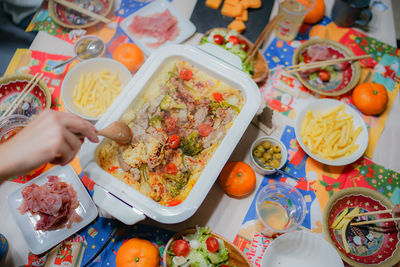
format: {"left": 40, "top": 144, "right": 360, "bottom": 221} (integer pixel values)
{"left": 0, "top": 114, "right": 31, "bottom": 144}
{"left": 274, "top": 0, "right": 315, "bottom": 42}
{"left": 256, "top": 182, "right": 306, "bottom": 237}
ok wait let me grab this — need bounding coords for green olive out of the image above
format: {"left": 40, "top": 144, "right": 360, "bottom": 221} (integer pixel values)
{"left": 256, "top": 145, "right": 265, "bottom": 153}
{"left": 262, "top": 141, "right": 271, "bottom": 150}
{"left": 272, "top": 145, "right": 281, "bottom": 153}
{"left": 263, "top": 152, "right": 272, "bottom": 161}
{"left": 270, "top": 159, "right": 280, "bottom": 168}
{"left": 273, "top": 153, "right": 282, "bottom": 160}
{"left": 258, "top": 157, "right": 266, "bottom": 165}
{"left": 253, "top": 149, "right": 262, "bottom": 158}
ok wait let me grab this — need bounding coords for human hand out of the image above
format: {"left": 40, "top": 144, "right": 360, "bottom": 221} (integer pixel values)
{"left": 392, "top": 204, "right": 400, "bottom": 228}
{"left": 0, "top": 110, "right": 99, "bottom": 179}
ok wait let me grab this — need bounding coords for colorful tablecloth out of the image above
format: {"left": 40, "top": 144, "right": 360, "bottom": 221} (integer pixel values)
{"left": 5, "top": 5, "right": 400, "bottom": 267}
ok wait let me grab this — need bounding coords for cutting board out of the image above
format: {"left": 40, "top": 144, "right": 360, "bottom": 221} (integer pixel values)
{"left": 190, "top": 0, "right": 274, "bottom": 43}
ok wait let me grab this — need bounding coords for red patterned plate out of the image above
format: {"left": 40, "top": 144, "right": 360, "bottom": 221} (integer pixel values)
{"left": 323, "top": 187, "right": 400, "bottom": 266}
{"left": 48, "top": 0, "right": 113, "bottom": 29}
{"left": 0, "top": 74, "right": 51, "bottom": 118}
{"left": 292, "top": 39, "right": 361, "bottom": 97}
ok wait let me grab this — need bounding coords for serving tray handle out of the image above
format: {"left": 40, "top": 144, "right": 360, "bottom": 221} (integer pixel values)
{"left": 93, "top": 184, "right": 145, "bottom": 225}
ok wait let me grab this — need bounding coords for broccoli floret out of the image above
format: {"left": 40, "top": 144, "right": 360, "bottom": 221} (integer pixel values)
{"left": 160, "top": 95, "right": 186, "bottom": 110}
{"left": 180, "top": 131, "right": 203, "bottom": 156}
{"left": 165, "top": 170, "right": 191, "bottom": 197}
{"left": 149, "top": 115, "right": 162, "bottom": 128}
{"left": 209, "top": 100, "right": 240, "bottom": 114}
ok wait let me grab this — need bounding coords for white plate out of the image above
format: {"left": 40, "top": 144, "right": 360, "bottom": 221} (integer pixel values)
{"left": 119, "top": 0, "right": 196, "bottom": 56}
{"left": 7, "top": 165, "right": 98, "bottom": 255}
{"left": 295, "top": 99, "right": 368, "bottom": 166}
{"left": 262, "top": 231, "right": 344, "bottom": 267}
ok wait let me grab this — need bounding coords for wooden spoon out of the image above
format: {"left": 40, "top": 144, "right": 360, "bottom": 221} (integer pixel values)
{"left": 97, "top": 121, "right": 132, "bottom": 144}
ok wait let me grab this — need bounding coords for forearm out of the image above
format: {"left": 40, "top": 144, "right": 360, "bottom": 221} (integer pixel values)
{"left": 0, "top": 141, "right": 27, "bottom": 180}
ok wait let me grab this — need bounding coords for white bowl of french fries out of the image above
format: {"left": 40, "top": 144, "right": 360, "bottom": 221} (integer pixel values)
{"left": 62, "top": 58, "right": 132, "bottom": 121}
{"left": 295, "top": 99, "right": 368, "bottom": 166}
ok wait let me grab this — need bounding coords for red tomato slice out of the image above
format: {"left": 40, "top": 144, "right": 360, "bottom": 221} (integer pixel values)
{"left": 213, "top": 34, "right": 224, "bottom": 45}
{"left": 164, "top": 116, "right": 176, "bottom": 132}
{"left": 228, "top": 35, "right": 239, "bottom": 45}
{"left": 318, "top": 70, "right": 331, "bottom": 82}
{"left": 179, "top": 69, "right": 193, "bottom": 81}
{"left": 168, "top": 135, "right": 180, "bottom": 149}
{"left": 165, "top": 162, "right": 178, "bottom": 175}
{"left": 206, "top": 236, "right": 219, "bottom": 253}
{"left": 212, "top": 92, "right": 223, "bottom": 102}
{"left": 239, "top": 39, "right": 249, "bottom": 52}
{"left": 198, "top": 123, "right": 212, "bottom": 137}
{"left": 172, "top": 239, "right": 190, "bottom": 257}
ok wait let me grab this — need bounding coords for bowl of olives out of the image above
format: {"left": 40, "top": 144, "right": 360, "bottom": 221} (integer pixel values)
{"left": 250, "top": 136, "right": 288, "bottom": 175}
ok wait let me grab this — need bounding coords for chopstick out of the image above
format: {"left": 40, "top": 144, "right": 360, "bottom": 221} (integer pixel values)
{"left": 1, "top": 73, "right": 43, "bottom": 118}
{"left": 345, "top": 209, "right": 393, "bottom": 219}
{"left": 244, "top": 16, "right": 276, "bottom": 64}
{"left": 53, "top": 0, "right": 111, "bottom": 24}
{"left": 350, "top": 217, "right": 400, "bottom": 226}
{"left": 286, "top": 54, "right": 372, "bottom": 74}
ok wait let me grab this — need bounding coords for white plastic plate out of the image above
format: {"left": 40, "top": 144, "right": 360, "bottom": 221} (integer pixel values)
{"left": 7, "top": 165, "right": 98, "bottom": 255}
{"left": 262, "top": 231, "right": 344, "bottom": 267}
{"left": 295, "top": 99, "right": 368, "bottom": 166}
{"left": 119, "top": 0, "right": 196, "bottom": 56}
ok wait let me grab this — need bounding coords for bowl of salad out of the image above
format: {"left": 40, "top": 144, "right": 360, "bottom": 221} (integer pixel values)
{"left": 292, "top": 38, "right": 361, "bottom": 96}
{"left": 200, "top": 28, "right": 269, "bottom": 83}
{"left": 164, "top": 226, "right": 251, "bottom": 267}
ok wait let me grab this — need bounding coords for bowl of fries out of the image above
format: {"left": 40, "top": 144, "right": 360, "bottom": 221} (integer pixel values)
{"left": 62, "top": 58, "right": 132, "bottom": 121}
{"left": 295, "top": 99, "right": 368, "bottom": 166}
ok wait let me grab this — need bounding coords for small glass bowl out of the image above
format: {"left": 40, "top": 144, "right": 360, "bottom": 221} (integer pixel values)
{"left": 74, "top": 35, "right": 106, "bottom": 61}
{"left": 250, "top": 136, "right": 288, "bottom": 175}
{"left": 0, "top": 114, "right": 31, "bottom": 143}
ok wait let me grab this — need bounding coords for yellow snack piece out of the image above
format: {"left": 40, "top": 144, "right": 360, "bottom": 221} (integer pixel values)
{"left": 206, "top": 0, "right": 223, "bottom": 9}
{"left": 236, "top": 8, "right": 248, "bottom": 21}
{"left": 228, "top": 19, "right": 246, "bottom": 33}
{"left": 240, "top": 0, "right": 250, "bottom": 9}
{"left": 334, "top": 207, "right": 359, "bottom": 230}
{"left": 341, "top": 219, "right": 351, "bottom": 253}
{"left": 221, "top": 2, "right": 243, "bottom": 17}
{"left": 225, "top": 0, "right": 241, "bottom": 4}
{"left": 330, "top": 207, "right": 348, "bottom": 229}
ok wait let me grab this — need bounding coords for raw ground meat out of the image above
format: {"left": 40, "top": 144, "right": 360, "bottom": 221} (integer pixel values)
{"left": 18, "top": 176, "right": 82, "bottom": 231}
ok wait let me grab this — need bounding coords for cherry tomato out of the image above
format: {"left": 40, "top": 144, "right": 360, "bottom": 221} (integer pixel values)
{"left": 172, "top": 239, "right": 190, "bottom": 257}
{"left": 212, "top": 92, "right": 224, "bottom": 102}
{"left": 239, "top": 39, "right": 249, "bottom": 52}
{"left": 179, "top": 69, "right": 193, "bottom": 81}
{"left": 221, "top": 265, "right": 230, "bottom": 267}
{"left": 318, "top": 70, "right": 331, "bottom": 82}
{"left": 198, "top": 123, "right": 212, "bottom": 137}
{"left": 228, "top": 35, "right": 239, "bottom": 45}
{"left": 164, "top": 116, "right": 176, "bottom": 132}
{"left": 205, "top": 236, "right": 219, "bottom": 253}
{"left": 165, "top": 162, "right": 178, "bottom": 175}
{"left": 167, "top": 199, "right": 182, "bottom": 207}
{"left": 213, "top": 34, "right": 224, "bottom": 45}
{"left": 168, "top": 135, "right": 180, "bottom": 149}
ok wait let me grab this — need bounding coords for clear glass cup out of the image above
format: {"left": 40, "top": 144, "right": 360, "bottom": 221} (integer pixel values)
{"left": 256, "top": 181, "right": 306, "bottom": 237}
{"left": 0, "top": 114, "right": 31, "bottom": 144}
{"left": 274, "top": 0, "right": 315, "bottom": 42}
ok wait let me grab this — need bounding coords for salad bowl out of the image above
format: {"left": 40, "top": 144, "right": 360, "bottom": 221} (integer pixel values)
{"left": 163, "top": 227, "right": 251, "bottom": 267}
{"left": 201, "top": 28, "right": 269, "bottom": 83}
{"left": 292, "top": 38, "right": 361, "bottom": 96}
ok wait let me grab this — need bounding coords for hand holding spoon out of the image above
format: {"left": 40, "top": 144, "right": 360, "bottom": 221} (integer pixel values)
{"left": 97, "top": 121, "right": 132, "bottom": 144}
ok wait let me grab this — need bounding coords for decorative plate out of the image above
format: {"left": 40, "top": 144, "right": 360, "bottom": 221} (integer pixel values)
{"left": 292, "top": 38, "right": 361, "bottom": 96}
{"left": 163, "top": 228, "right": 252, "bottom": 267}
{"left": 0, "top": 74, "right": 51, "bottom": 118}
{"left": 323, "top": 187, "right": 400, "bottom": 266}
{"left": 49, "top": 0, "right": 113, "bottom": 29}
{"left": 202, "top": 28, "right": 269, "bottom": 83}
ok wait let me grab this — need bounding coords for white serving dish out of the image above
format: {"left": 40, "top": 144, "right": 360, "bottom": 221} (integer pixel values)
{"left": 61, "top": 58, "right": 132, "bottom": 121}
{"left": 7, "top": 165, "right": 98, "bottom": 255}
{"left": 79, "top": 44, "right": 261, "bottom": 225}
{"left": 261, "top": 231, "right": 344, "bottom": 267}
{"left": 119, "top": 0, "right": 196, "bottom": 56}
{"left": 295, "top": 99, "right": 368, "bottom": 166}
{"left": 250, "top": 136, "right": 288, "bottom": 175}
